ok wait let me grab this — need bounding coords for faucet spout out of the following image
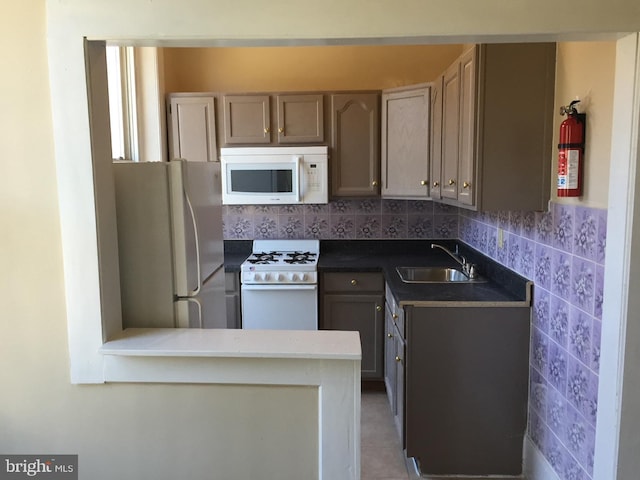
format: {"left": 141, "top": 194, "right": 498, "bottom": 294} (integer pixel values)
{"left": 431, "top": 243, "right": 478, "bottom": 279}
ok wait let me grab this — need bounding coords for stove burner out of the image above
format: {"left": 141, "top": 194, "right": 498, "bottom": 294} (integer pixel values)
{"left": 283, "top": 251, "right": 317, "bottom": 264}
{"left": 246, "top": 251, "right": 283, "bottom": 264}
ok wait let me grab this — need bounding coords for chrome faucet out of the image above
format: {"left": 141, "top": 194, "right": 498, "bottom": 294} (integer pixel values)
{"left": 430, "top": 243, "right": 478, "bottom": 279}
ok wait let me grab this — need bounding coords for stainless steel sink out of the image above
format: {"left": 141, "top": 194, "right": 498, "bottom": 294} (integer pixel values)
{"left": 396, "top": 266, "right": 484, "bottom": 283}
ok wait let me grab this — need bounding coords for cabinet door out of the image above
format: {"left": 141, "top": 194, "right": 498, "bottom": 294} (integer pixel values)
{"left": 393, "top": 330, "right": 405, "bottom": 443}
{"left": 225, "top": 272, "right": 241, "bottom": 329}
{"left": 223, "top": 94, "right": 271, "bottom": 144}
{"left": 458, "top": 47, "right": 477, "bottom": 206}
{"left": 277, "top": 94, "right": 324, "bottom": 144}
{"left": 384, "top": 305, "right": 397, "bottom": 412}
{"left": 168, "top": 95, "right": 217, "bottom": 162}
{"left": 323, "top": 293, "right": 384, "bottom": 378}
{"left": 430, "top": 75, "right": 444, "bottom": 200}
{"left": 441, "top": 62, "right": 460, "bottom": 200}
{"left": 381, "top": 87, "right": 430, "bottom": 198}
{"left": 330, "top": 93, "right": 380, "bottom": 197}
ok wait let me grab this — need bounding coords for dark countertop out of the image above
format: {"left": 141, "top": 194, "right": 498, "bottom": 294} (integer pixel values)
{"left": 224, "top": 239, "right": 531, "bottom": 307}
{"left": 319, "top": 240, "right": 531, "bottom": 306}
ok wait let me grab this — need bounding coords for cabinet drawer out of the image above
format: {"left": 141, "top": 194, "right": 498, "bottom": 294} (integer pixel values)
{"left": 385, "top": 283, "right": 405, "bottom": 336}
{"left": 323, "top": 272, "right": 384, "bottom": 293}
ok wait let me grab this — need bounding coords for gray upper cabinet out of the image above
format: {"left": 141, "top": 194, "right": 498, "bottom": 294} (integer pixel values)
{"left": 222, "top": 93, "right": 323, "bottom": 145}
{"left": 167, "top": 94, "right": 217, "bottom": 162}
{"left": 330, "top": 93, "right": 380, "bottom": 197}
{"left": 433, "top": 43, "right": 556, "bottom": 211}
{"left": 430, "top": 75, "right": 444, "bottom": 200}
{"left": 381, "top": 85, "right": 431, "bottom": 199}
{"left": 276, "top": 94, "right": 324, "bottom": 143}
{"left": 223, "top": 94, "right": 271, "bottom": 144}
{"left": 440, "top": 61, "right": 461, "bottom": 201}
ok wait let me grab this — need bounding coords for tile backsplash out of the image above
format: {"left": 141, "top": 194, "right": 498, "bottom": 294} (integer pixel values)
{"left": 222, "top": 199, "right": 458, "bottom": 240}
{"left": 459, "top": 202, "right": 606, "bottom": 480}
{"left": 224, "top": 198, "right": 607, "bottom": 480}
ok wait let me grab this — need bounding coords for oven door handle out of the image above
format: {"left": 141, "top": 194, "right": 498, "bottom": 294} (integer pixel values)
{"left": 241, "top": 284, "right": 317, "bottom": 291}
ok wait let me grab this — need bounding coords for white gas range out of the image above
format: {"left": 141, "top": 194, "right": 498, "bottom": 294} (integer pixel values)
{"left": 240, "top": 239, "right": 319, "bottom": 330}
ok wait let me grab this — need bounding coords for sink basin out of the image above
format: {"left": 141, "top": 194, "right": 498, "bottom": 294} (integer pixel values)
{"left": 396, "top": 266, "right": 483, "bottom": 283}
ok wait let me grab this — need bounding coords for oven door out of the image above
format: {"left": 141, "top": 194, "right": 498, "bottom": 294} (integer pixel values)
{"left": 221, "top": 159, "right": 300, "bottom": 205}
{"left": 241, "top": 284, "right": 317, "bottom": 330}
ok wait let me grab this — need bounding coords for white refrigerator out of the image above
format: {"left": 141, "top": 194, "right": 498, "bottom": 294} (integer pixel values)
{"left": 113, "top": 160, "right": 226, "bottom": 329}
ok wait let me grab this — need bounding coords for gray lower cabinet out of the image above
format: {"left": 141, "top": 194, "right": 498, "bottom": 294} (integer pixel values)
{"left": 321, "top": 272, "right": 384, "bottom": 379}
{"left": 404, "top": 305, "right": 530, "bottom": 476}
{"left": 384, "top": 296, "right": 405, "bottom": 442}
{"left": 224, "top": 272, "right": 241, "bottom": 329}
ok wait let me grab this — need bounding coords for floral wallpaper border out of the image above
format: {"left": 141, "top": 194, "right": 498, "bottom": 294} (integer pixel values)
{"left": 222, "top": 198, "right": 458, "bottom": 240}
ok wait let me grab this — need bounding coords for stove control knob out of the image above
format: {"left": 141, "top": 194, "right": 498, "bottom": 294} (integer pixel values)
{"left": 300, "top": 273, "right": 308, "bottom": 282}
{"left": 253, "top": 273, "right": 262, "bottom": 282}
{"left": 276, "top": 273, "right": 283, "bottom": 281}
{"left": 263, "top": 273, "right": 271, "bottom": 282}
{"left": 287, "top": 273, "right": 295, "bottom": 282}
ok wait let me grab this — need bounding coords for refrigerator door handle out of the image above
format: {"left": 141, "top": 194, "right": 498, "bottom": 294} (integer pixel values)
{"left": 182, "top": 296, "right": 203, "bottom": 328}
{"left": 183, "top": 176, "right": 202, "bottom": 297}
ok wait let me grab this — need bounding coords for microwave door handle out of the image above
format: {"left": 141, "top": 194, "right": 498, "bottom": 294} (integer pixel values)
{"left": 296, "top": 156, "right": 302, "bottom": 202}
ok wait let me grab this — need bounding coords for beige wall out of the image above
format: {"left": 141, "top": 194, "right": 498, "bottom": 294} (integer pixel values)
{"left": 553, "top": 41, "right": 615, "bottom": 207}
{"left": 163, "top": 45, "right": 464, "bottom": 92}
{"left": 2, "top": 0, "right": 630, "bottom": 478}
{"left": 1, "top": 3, "right": 317, "bottom": 479}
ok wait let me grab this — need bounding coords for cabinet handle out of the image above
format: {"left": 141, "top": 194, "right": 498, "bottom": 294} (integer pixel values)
{"left": 392, "top": 313, "right": 398, "bottom": 320}
{"left": 387, "top": 333, "right": 393, "bottom": 338}
{"left": 420, "top": 180, "right": 428, "bottom": 186}
{"left": 264, "top": 127, "right": 270, "bottom": 134}
{"left": 432, "top": 181, "right": 439, "bottom": 188}
{"left": 463, "top": 181, "right": 471, "bottom": 189}
{"left": 376, "top": 305, "right": 382, "bottom": 312}
{"left": 372, "top": 180, "right": 379, "bottom": 187}
{"left": 350, "top": 279, "right": 357, "bottom": 286}
{"left": 395, "top": 356, "right": 402, "bottom": 363}
{"left": 448, "top": 179, "right": 456, "bottom": 186}
{"left": 278, "top": 127, "right": 285, "bottom": 134}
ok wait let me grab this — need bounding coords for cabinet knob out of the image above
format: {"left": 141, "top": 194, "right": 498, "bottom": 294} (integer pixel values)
{"left": 387, "top": 333, "right": 393, "bottom": 338}
{"left": 350, "top": 279, "right": 357, "bottom": 286}
{"left": 448, "top": 179, "right": 456, "bottom": 186}
{"left": 392, "top": 313, "right": 398, "bottom": 320}
{"left": 463, "top": 181, "right": 471, "bottom": 189}
{"left": 420, "top": 180, "right": 428, "bottom": 186}
{"left": 433, "top": 181, "right": 440, "bottom": 188}
{"left": 395, "top": 356, "right": 402, "bottom": 363}
{"left": 372, "top": 180, "right": 379, "bottom": 187}
{"left": 278, "top": 127, "right": 285, "bottom": 134}
{"left": 264, "top": 127, "right": 270, "bottom": 134}
{"left": 376, "top": 305, "right": 382, "bottom": 312}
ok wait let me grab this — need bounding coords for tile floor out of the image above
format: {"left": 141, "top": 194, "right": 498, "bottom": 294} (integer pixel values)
{"left": 361, "top": 391, "right": 412, "bottom": 480}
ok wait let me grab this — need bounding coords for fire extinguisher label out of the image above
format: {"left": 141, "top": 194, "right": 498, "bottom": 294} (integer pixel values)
{"left": 558, "top": 149, "right": 580, "bottom": 189}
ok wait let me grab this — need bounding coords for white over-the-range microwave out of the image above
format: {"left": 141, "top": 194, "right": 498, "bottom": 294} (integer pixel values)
{"left": 219, "top": 146, "right": 328, "bottom": 205}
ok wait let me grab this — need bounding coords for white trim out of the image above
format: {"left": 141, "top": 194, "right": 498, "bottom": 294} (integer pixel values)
{"left": 594, "top": 32, "right": 640, "bottom": 480}
{"left": 523, "top": 437, "right": 561, "bottom": 480}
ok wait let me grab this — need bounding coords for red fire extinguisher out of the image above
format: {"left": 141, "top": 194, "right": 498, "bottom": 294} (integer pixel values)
{"left": 557, "top": 100, "right": 586, "bottom": 197}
